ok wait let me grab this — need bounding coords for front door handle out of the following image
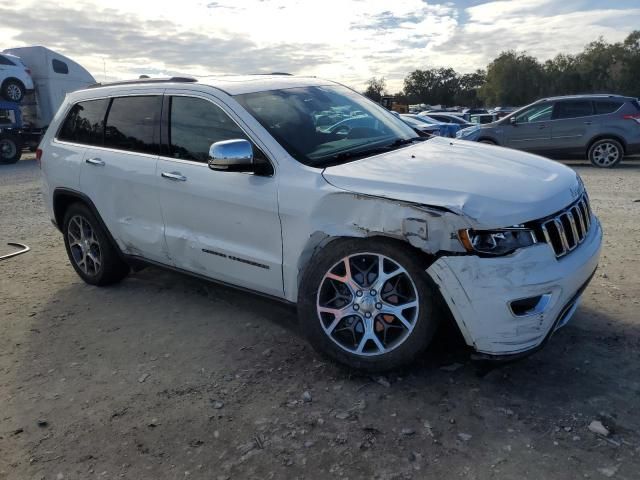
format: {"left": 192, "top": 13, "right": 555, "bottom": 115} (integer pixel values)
{"left": 538, "top": 124, "right": 546, "bottom": 129}
{"left": 161, "top": 171, "right": 187, "bottom": 182}
{"left": 85, "top": 157, "right": 105, "bottom": 166}
{"left": 584, "top": 121, "right": 593, "bottom": 125}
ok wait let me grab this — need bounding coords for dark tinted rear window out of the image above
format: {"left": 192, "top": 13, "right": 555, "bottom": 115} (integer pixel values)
{"left": 0, "top": 55, "right": 16, "bottom": 66}
{"left": 58, "top": 99, "right": 109, "bottom": 145}
{"left": 553, "top": 100, "right": 593, "bottom": 119}
{"left": 52, "top": 59, "right": 69, "bottom": 74}
{"left": 633, "top": 100, "right": 640, "bottom": 111}
{"left": 104, "top": 96, "right": 161, "bottom": 155}
{"left": 594, "top": 100, "right": 623, "bottom": 114}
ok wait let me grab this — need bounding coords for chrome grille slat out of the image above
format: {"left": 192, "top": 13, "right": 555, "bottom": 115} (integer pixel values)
{"left": 539, "top": 193, "right": 592, "bottom": 258}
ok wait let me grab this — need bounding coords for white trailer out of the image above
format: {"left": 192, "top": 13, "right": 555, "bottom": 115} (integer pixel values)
{"left": 2, "top": 46, "right": 95, "bottom": 129}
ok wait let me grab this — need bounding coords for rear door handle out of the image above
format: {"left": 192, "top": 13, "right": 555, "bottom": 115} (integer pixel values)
{"left": 161, "top": 171, "right": 187, "bottom": 182}
{"left": 584, "top": 121, "right": 592, "bottom": 125}
{"left": 85, "top": 157, "right": 105, "bottom": 166}
{"left": 538, "top": 124, "right": 546, "bottom": 129}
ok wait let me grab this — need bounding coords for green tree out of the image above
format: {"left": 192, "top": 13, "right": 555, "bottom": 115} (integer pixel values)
{"left": 454, "top": 70, "right": 486, "bottom": 107}
{"left": 402, "top": 68, "right": 460, "bottom": 106}
{"left": 363, "top": 77, "right": 387, "bottom": 102}
{"left": 479, "top": 51, "right": 545, "bottom": 106}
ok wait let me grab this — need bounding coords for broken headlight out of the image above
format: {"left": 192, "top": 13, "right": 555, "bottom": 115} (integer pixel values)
{"left": 458, "top": 228, "right": 537, "bottom": 256}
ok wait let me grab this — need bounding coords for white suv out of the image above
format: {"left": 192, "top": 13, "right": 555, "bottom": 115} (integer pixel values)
{"left": 39, "top": 76, "right": 602, "bottom": 371}
{"left": 0, "top": 53, "right": 34, "bottom": 103}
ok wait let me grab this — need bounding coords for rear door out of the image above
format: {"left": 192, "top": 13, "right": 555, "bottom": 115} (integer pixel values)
{"left": 549, "top": 99, "right": 596, "bottom": 154}
{"left": 503, "top": 102, "right": 553, "bottom": 152}
{"left": 156, "top": 91, "right": 283, "bottom": 296}
{"left": 80, "top": 92, "right": 169, "bottom": 263}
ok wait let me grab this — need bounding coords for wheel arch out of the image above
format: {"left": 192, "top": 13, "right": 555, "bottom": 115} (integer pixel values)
{"left": 1, "top": 77, "right": 25, "bottom": 91}
{"left": 477, "top": 136, "right": 499, "bottom": 145}
{"left": 52, "top": 188, "right": 124, "bottom": 257}
{"left": 587, "top": 134, "right": 627, "bottom": 154}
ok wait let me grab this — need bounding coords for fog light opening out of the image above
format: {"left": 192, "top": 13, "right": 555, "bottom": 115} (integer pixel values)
{"left": 510, "top": 293, "right": 552, "bottom": 317}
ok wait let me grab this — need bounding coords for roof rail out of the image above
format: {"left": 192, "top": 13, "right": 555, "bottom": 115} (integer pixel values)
{"left": 87, "top": 76, "right": 198, "bottom": 89}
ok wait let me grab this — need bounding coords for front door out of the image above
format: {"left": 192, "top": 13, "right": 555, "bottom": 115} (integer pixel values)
{"left": 503, "top": 101, "right": 553, "bottom": 152}
{"left": 156, "top": 92, "right": 283, "bottom": 297}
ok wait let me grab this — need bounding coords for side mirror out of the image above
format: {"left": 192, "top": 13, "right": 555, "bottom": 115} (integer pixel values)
{"left": 509, "top": 116, "right": 517, "bottom": 126}
{"left": 208, "top": 139, "right": 254, "bottom": 172}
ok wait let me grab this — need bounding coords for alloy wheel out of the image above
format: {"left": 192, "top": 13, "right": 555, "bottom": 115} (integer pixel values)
{"left": 0, "top": 138, "right": 17, "bottom": 160}
{"left": 67, "top": 215, "right": 102, "bottom": 276}
{"left": 6, "top": 84, "right": 22, "bottom": 101}
{"left": 591, "top": 142, "right": 620, "bottom": 167}
{"left": 316, "top": 253, "right": 419, "bottom": 356}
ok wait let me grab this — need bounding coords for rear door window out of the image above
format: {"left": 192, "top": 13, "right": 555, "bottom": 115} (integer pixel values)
{"left": 57, "top": 99, "right": 109, "bottom": 145}
{"left": 553, "top": 100, "right": 594, "bottom": 119}
{"left": 104, "top": 96, "right": 161, "bottom": 155}
{"left": 594, "top": 100, "right": 623, "bottom": 114}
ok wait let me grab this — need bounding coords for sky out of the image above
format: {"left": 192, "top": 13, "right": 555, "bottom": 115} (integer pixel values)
{"left": 1, "top": 0, "right": 639, "bottom": 92}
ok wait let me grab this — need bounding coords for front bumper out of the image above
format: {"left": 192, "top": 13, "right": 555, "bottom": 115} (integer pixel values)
{"left": 427, "top": 216, "right": 602, "bottom": 357}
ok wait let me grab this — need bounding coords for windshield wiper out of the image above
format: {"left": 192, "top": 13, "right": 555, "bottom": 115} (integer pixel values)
{"left": 386, "top": 137, "right": 425, "bottom": 148}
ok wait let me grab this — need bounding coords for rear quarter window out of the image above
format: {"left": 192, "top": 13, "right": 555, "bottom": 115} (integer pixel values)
{"left": 0, "top": 55, "right": 16, "bottom": 66}
{"left": 633, "top": 100, "right": 640, "bottom": 112}
{"left": 57, "top": 99, "right": 109, "bottom": 145}
{"left": 594, "top": 100, "right": 623, "bottom": 115}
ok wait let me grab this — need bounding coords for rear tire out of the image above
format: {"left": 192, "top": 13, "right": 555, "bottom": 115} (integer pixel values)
{"left": 0, "top": 134, "right": 22, "bottom": 164}
{"left": 298, "top": 237, "right": 442, "bottom": 372}
{"left": 588, "top": 139, "right": 623, "bottom": 168}
{"left": 1, "top": 80, "right": 25, "bottom": 103}
{"left": 62, "top": 203, "right": 130, "bottom": 286}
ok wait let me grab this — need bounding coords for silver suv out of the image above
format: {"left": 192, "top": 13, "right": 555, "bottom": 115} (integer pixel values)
{"left": 457, "top": 94, "right": 640, "bottom": 167}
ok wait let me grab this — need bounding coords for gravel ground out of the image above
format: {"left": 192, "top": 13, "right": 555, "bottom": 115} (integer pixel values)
{"left": 1, "top": 155, "right": 639, "bottom": 480}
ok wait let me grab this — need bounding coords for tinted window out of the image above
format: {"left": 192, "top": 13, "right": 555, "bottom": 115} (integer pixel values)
{"left": 553, "top": 101, "right": 593, "bottom": 119}
{"left": 104, "top": 96, "right": 161, "bottom": 154}
{"left": 52, "top": 59, "right": 69, "bottom": 74}
{"left": 594, "top": 100, "right": 623, "bottom": 114}
{"left": 0, "top": 55, "right": 16, "bottom": 66}
{"left": 514, "top": 103, "right": 553, "bottom": 123}
{"left": 57, "top": 99, "right": 109, "bottom": 145}
{"left": 633, "top": 100, "right": 640, "bottom": 112}
{"left": 169, "top": 96, "right": 252, "bottom": 162}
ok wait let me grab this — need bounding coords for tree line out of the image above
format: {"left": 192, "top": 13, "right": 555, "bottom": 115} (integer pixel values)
{"left": 364, "top": 31, "right": 640, "bottom": 107}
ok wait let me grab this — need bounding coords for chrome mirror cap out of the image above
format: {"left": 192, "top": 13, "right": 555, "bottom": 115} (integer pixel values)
{"left": 208, "top": 139, "right": 254, "bottom": 172}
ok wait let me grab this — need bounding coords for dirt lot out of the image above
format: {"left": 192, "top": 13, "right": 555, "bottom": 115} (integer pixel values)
{"left": 1, "top": 155, "right": 639, "bottom": 480}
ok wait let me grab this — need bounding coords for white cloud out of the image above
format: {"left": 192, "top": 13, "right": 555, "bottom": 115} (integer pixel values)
{"left": 0, "top": 0, "right": 638, "bottom": 92}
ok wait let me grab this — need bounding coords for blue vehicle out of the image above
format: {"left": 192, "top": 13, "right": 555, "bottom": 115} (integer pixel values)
{"left": 404, "top": 113, "right": 461, "bottom": 138}
{"left": 0, "top": 100, "right": 41, "bottom": 164}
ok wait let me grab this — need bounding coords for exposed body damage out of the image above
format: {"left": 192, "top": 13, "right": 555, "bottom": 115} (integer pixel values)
{"left": 428, "top": 218, "right": 602, "bottom": 355}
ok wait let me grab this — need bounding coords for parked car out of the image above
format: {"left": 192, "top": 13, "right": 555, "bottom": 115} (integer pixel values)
{"left": 490, "top": 106, "right": 517, "bottom": 119}
{"left": 40, "top": 76, "right": 602, "bottom": 371}
{"left": 457, "top": 94, "right": 640, "bottom": 168}
{"left": 0, "top": 52, "right": 34, "bottom": 103}
{"left": 469, "top": 113, "right": 497, "bottom": 124}
{"left": 412, "top": 113, "right": 460, "bottom": 137}
{"left": 399, "top": 114, "right": 441, "bottom": 136}
{"left": 425, "top": 113, "right": 474, "bottom": 128}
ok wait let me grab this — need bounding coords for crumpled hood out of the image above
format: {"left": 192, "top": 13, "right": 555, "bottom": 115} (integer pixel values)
{"left": 322, "top": 137, "right": 583, "bottom": 228}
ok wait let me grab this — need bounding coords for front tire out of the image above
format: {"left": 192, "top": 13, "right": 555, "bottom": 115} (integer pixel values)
{"left": 588, "top": 139, "right": 623, "bottom": 168}
{"left": 298, "top": 238, "right": 441, "bottom": 372}
{"left": 62, "top": 203, "right": 129, "bottom": 286}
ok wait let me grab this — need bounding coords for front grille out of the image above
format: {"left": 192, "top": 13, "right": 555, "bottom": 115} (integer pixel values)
{"left": 537, "top": 194, "right": 592, "bottom": 258}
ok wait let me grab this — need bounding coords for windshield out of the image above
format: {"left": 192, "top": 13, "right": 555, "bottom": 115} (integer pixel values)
{"left": 235, "top": 85, "right": 420, "bottom": 167}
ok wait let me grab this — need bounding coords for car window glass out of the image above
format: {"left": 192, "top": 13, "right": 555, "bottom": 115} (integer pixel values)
{"left": 169, "top": 96, "right": 256, "bottom": 162}
{"left": 0, "top": 55, "right": 16, "bottom": 66}
{"left": 515, "top": 103, "right": 553, "bottom": 123}
{"left": 554, "top": 101, "right": 593, "bottom": 119}
{"left": 104, "top": 96, "right": 161, "bottom": 155}
{"left": 57, "top": 99, "right": 109, "bottom": 145}
{"left": 594, "top": 100, "right": 623, "bottom": 115}
{"left": 52, "top": 59, "right": 69, "bottom": 74}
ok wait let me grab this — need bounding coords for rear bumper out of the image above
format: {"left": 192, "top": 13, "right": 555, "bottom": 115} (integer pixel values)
{"left": 427, "top": 216, "right": 602, "bottom": 357}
